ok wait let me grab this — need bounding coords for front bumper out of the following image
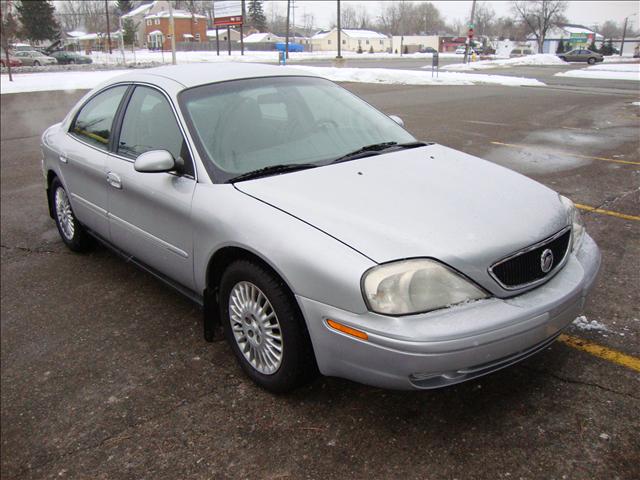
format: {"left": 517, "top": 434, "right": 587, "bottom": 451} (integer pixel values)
{"left": 298, "top": 234, "right": 601, "bottom": 390}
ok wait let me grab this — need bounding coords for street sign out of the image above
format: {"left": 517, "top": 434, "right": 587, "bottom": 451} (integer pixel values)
{"left": 214, "top": 0, "right": 243, "bottom": 26}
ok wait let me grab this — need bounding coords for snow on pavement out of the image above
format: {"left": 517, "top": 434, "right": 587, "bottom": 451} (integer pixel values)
{"left": 555, "top": 63, "right": 640, "bottom": 81}
{"left": 1, "top": 70, "right": 128, "bottom": 94}
{"left": 1, "top": 64, "right": 545, "bottom": 94}
{"left": 439, "top": 54, "right": 566, "bottom": 71}
{"left": 293, "top": 65, "right": 545, "bottom": 86}
{"left": 572, "top": 316, "right": 609, "bottom": 332}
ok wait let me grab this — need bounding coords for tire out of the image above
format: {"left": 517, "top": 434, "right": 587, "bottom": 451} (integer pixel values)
{"left": 50, "top": 177, "right": 93, "bottom": 252}
{"left": 33, "top": 60, "right": 40, "bottom": 66}
{"left": 219, "top": 259, "right": 317, "bottom": 393}
{"left": 559, "top": 56, "right": 567, "bottom": 62}
{"left": 588, "top": 57, "right": 596, "bottom": 64}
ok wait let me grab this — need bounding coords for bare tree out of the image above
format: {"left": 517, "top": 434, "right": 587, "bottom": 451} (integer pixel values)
{"left": 512, "top": 0, "right": 567, "bottom": 52}
{"left": 598, "top": 19, "right": 622, "bottom": 39}
{"left": 56, "top": 0, "right": 119, "bottom": 33}
{"left": 1, "top": 0, "right": 18, "bottom": 81}
{"left": 474, "top": 2, "right": 495, "bottom": 37}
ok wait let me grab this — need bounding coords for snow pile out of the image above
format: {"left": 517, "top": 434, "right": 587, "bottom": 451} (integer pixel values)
{"left": 603, "top": 56, "right": 640, "bottom": 63}
{"left": 572, "top": 316, "right": 609, "bottom": 332}
{"left": 439, "top": 54, "right": 566, "bottom": 71}
{"left": 294, "top": 65, "right": 545, "bottom": 87}
{"left": 632, "top": 101, "right": 640, "bottom": 106}
{"left": 555, "top": 63, "right": 640, "bottom": 81}
{"left": 1, "top": 70, "right": 128, "bottom": 94}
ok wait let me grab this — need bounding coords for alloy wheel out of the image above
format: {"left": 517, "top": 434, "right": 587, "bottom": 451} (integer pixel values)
{"left": 55, "top": 187, "right": 75, "bottom": 241}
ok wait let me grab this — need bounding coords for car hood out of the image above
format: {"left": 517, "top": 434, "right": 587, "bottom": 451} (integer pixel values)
{"left": 234, "top": 144, "right": 568, "bottom": 294}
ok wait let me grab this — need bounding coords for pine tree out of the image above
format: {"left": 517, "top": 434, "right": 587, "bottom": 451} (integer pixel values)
{"left": 588, "top": 40, "right": 598, "bottom": 52}
{"left": 116, "top": 0, "right": 136, "bottom": 15}
{"left": 16, "top": 0, "right": 60, "bottom": 43}
{"left": 123, "top": 17, "right": 136, "bottom": 45}
{"left": 556, "top": 38, "right": 565, "bottom": 53}
{"left": 247, "top": 0, "right": 267, "bottom": 32}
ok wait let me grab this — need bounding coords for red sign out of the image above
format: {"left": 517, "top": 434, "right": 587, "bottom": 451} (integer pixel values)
{"left": 213, "top": 15, "right": 243, "bottom": 27}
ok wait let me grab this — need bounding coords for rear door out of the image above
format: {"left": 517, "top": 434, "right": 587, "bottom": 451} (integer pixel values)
{"left": 60, "top": 85, "right": 129, "bottom": 238}
{"left": 106, "top": 85, "right": 197, "bottom": 290}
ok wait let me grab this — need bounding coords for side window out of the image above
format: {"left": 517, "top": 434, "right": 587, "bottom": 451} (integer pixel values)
{"left": 71, "top": 85, "right": 128, "bottom": 150}
{"left": 117, "top": 86, "right": 193, "bottom": 176}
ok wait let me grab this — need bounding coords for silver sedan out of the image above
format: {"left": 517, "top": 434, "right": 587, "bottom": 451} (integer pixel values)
{"left": 41, "top": 64, "right": 600, "bottom": 392}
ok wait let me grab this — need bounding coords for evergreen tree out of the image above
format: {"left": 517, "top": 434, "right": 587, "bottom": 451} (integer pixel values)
{"left": 247, "top": 0, "right": 267, "bottom": 32}
{"left": 116, "top": 0, "right": 136, "bottom": 15}
{"left": 556, "top": 38, "right": 565, "bottom": 53}
{"left": 16, "top": 0, "right": 60, "bottom": 43}
{"left": 123, "top": 17, "right": 136, "bottom": 45}
{"left": 588, "top": 40, "right": 598, "bottom": 52}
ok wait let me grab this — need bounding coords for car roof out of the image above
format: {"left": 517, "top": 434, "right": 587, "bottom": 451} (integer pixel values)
{"left": 109, "top": 63, "right": 319, "bottom": 90}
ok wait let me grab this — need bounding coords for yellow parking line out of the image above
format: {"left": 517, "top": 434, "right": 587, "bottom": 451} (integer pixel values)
{"left": 490, "top": 141, "right": 640, "bottom": 166}
{"left": 575, "top": 203, "right": 640, "bottom": 221}
{"left": 559, "top": 334, "right": 640, "bottom": 372}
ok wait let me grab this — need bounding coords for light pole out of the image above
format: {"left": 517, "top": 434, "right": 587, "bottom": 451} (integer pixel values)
{"left": 620, "top": 12, "right": 637, "bottom": 56}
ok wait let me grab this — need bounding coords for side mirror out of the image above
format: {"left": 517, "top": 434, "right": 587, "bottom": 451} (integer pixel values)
{"left": 134, "top": 150, "right": 179, "bottom": 173}
{"left": 389, "top": 115, "right": 405, "bottom": 127}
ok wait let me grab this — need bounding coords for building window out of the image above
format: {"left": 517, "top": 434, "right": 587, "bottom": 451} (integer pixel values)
{"left": 366, "top": 40, "right": 370, "bottom": 45}
{"left": 379, "top": 40, "right": 383, "bottom": 45}
{"left": 342, "top": 39, "right": 346, "bottom": 45}
{"left": 327, "top": 39, "right": 331, "bottom": 45}
{"left": 154, "top": 18, "right": 160, "bottom": 25}
{"left": 146, "top": 20, "right": 151, "bottom": 26}
{"left": 195, "top": 33, "right": 201, "bottom": 41}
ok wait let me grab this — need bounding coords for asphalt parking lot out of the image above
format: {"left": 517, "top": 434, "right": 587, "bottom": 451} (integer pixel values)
{"left": 1, "top": 75, "right": 639, "bottom": 479}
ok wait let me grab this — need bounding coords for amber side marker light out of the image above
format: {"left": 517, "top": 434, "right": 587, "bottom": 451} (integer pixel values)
{"left": 327, "top": 319, "right": 368, "bottom": 341}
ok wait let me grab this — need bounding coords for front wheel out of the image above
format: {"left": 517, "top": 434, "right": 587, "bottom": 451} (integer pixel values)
{"left": 33, "top": 60, "right": 40, "bottom": 66}
{"left": 587, "top": 57, "right": 596, "bottom": 64}
{"left": 559, "top": 56, "right": 567, "bottom": 62}
{"left": 219, "top": 260, "right": 317, "bottom": 393}
{"left": 50, "top": 178, "right": 92, "bottom": 252}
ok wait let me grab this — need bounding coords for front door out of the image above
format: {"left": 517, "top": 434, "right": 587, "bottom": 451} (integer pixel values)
{"left": 106, "top": 85, "right": 197, "bottom": 290}
{"left": 62, "top": 85, "right": 129, "bottom": 238}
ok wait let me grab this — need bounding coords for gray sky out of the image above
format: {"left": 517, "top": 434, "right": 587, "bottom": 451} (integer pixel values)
{"left": 264, "top": 1, "right": 640, "bottom": 31}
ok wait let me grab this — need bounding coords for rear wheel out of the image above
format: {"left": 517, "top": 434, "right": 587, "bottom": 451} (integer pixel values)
{"left": 50, "top": 178, "right": 92, "bottom": 252}
{"left": 219, "top": 260, "right": 317, "bottom": 393}
{"left": 587, "top": 57, "right": 596, "bottom": 64}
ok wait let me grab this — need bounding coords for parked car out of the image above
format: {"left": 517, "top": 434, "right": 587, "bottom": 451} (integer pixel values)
{"left": 455, "top": 45, "right": 467, "bottom": 54}
{"left": 13, "top": 50, "right": 57, "bottom": 66}
{"left": 50, "top": 51, "right": 93, "bottom": 64}
{"left": 558, "top": 49, "right": 604, "bottom": 64}
{"left": 419, "top": 46, "right": 438, "bottom": 54}
{"left": 41, "top": 64, "right": 600, "bottom": 392}
{"left": 509, "top": 48, "right": 533, "bottom": 57}
{"left": 0, "top": 51, "right": 23, "bottom": 67}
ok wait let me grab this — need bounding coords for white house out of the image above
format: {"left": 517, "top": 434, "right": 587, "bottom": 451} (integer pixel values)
{"left": 390, "top": 35, "right": 439, "bottom": 53}
{"left": 311, "top": 29, "right": 389, "bottom": 52}
{"left": 206, "top": 28, "right": 242, "bottom": 43}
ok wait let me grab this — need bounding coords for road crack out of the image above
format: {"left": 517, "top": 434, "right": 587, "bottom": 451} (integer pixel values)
{"left": 522, "top": 365, "right": 640, "bottom": 400}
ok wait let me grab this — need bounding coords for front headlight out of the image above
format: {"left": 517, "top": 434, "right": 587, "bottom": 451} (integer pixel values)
{"left": 362, "top": 259, "right": 488, "bottom": 315}
{"left": 560, "top": 195, "right": 585, "bottom": 251}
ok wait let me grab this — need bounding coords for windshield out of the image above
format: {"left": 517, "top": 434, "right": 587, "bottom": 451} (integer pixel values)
{"left": 178, "top": 76, "right": 416, "bottom": 182}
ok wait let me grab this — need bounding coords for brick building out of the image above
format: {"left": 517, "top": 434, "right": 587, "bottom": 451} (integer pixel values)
{"left": 144, "top": 10, "right": 207, "bottom": 50}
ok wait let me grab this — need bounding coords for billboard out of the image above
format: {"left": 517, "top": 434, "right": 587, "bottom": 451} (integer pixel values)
{"left": 214, "top": 1, "right": 243, "bottom": 26}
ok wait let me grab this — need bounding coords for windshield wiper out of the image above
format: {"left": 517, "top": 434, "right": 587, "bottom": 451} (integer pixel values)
{"left": 331, "top": 141, "right": 426, "bottom": 164}
{"left": 227, "top": 163, "right": 318, "bottom": 183}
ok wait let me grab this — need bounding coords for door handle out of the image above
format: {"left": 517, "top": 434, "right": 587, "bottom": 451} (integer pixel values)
{"left": 59, "top": 155, "right": 68, "bottom": 164}
{"left": 106, "top": 172, "right": 122, "bottom": 189}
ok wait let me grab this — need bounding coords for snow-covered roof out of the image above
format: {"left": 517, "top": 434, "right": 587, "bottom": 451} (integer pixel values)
{"left": 243, "top": 32, "right": 281, "bottom": 43}
{"left": 66, "top": 31, "right": 86, "bottom": 38}
{"left": 206, "top": 29, "right": 239, "bottom": 37}
{"left": 342, "top": 29, "right": 387, "bottom": 39}
{"left": 122, "top": 1, "right": 156, "bottom": 19}
{"left": 145, "top": 9, "right": 206, "bottom": 20}
{"left": 149, "top": 30, "right": 163, "bottom": 36}
{"left": 311, "top": 28, "right": 387, "bottom": 40}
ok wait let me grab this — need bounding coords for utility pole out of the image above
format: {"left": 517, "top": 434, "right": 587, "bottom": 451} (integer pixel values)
{"left": 169, "top": 1, "right": 177, "bottom": 65}
{"left": 463, "top": 0, "right": 476, "bottom": 64}
{"left": 620, "top": 13, "right": 636, "bottom": 56}
{"left": 285, "top": 0, "right": 290, "bottom": 59}
{"left": 105, "top": 0, "right": 112, "bottom": 54}
{"left": 119, "top": 15, "right": 125, "bottom": 63}
{"left": 336, "top": 0, "right": 342, "bottom": 59}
